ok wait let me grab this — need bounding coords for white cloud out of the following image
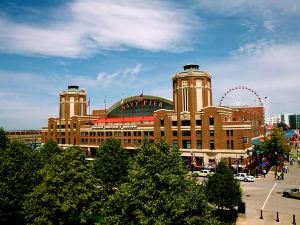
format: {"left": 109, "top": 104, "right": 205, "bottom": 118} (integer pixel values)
{"left": 263, "top": 20, "right": 275, "bottom": 32}
{"left": 131, "top": 64, "right": 142, "bottom": 75}
{"left": 96, "top": 72, "right": 106, "bottom": 82}
{"left": 197, "top": 0, "right": 300, "bottom": 16}
{"left": 197, "top": 0, "right": 300, "bottom": 32}
{"left": 0, "top": 0, "right": 198, "bottom": 58}
{"left": 208, "top": 40, "right": 300, "bottom": 115}
{"left": 95, "top": 64, "right": 142, "bottom": 87}
{"left": 0, "top": 63, "right": 144, "bottom": 129}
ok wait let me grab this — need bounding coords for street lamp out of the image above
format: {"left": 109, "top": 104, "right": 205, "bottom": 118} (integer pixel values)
{"left": 190, "top": 151, "right": 194, "bottom": 173}
{"left": 274, "top": 151, "right": 278, "bottom": 179}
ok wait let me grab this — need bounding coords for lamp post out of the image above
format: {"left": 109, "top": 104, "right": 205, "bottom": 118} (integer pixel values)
{"left": 190, "top": 151, "right": 194, "bottom": 173}
{"left": 236, "top": 154, "right": 239, "bottom": 174}
{"left": 275, "top": 151, "right": 278, "bottom": 179}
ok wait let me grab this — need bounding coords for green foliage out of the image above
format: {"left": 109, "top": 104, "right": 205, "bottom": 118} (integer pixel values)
{"left": 262, "top": 127, "right": 291, "bottom": 159}
{"left": 204, "top": 161, "right": 242, "bottom": 210}
{"left": 0, "top": 127, "right": 9, "bottom": 149}
{"left": 94, "top": 139, "right": 130, "bottom": 192}
{"left": 0, "top": 140, "right": 40, "bottom": 224}
{"left": 101, "top": 140, "right": 220, "bottom": 225}
{"left": 38, "top": 139, "right": 62, "bottom": 165}
{"left": 277, "top": 122, "right": 289, "bottom": 131}
{"left": 23, "top": 146, "right": 103, "bottom": 225}
{"left": 289, "top": 149, "right": 300, "bottom": 161}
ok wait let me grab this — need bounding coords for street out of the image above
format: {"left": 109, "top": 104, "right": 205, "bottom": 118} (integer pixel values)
{"left": 237, "top": 162, "right": 300, "bottom": 225}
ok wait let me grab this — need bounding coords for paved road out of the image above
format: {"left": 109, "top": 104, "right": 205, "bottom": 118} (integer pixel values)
{"left": 237, "top": 162, "right": 300, "bottom": 225}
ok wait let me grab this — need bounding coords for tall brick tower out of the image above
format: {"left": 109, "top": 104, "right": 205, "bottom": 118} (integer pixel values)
{"left": 59, "top": 85, "right": 87, "bottom": 119}
{"left": 172, "top": 64, "right": 212, "bottom": 149}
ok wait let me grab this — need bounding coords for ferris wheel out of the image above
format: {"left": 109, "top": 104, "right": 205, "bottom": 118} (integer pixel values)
{"left": 219, "top": 86, "right": 264, "bottom": 107}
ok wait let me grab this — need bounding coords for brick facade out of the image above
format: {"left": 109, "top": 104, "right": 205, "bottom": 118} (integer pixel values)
{"left": 42, "top": 65, "right": 265, "bottom": 166}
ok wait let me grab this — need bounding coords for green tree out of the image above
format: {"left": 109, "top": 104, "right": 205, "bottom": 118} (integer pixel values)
{"left": 38, "top": 139, "right": 62, "bottom": 165}
{"left": 101, "top": 140, "right": 220, "bottom": 225}
{"left": 93, "top": 139, "right": 130, "bottom": 193}
{"left": 262, "top": 127, "right": 291, "bottom": 161}
{"left": 277, "top": 122, "right": 289, "bottom": 131}
{"left": 0, "top": 127, "right": 9, "bottom": 149}
{"left": 204, "top": 161, "right": 242, "bottom": 210}
{"left": 23, "top": 146, "right": 103, "bottom": 225}
{"left": 0, "top": 139, "right": 40, "bottom": 224}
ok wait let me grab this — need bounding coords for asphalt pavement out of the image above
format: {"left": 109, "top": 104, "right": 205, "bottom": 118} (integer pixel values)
{"left": 236, "top": 162, "right": 300, "bottom": 225}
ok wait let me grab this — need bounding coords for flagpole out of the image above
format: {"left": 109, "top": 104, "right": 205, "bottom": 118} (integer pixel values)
{"left": 88, "top": 97, "right": 91, "bottom": 125}
{"left": 104, "top": 96, "right": 107, "bottom": 126}
{"left": 121, "top": 95, "right": 124, "bottom": 125}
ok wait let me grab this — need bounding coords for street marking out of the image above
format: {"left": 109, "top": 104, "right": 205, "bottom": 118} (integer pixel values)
{"left": 261, "top": 183, "right": 277, "bottom": 210}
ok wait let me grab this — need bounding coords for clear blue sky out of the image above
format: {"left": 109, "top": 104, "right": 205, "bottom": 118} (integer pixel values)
{"left": 1, "top": 0, "right": 300, "bottom": 130}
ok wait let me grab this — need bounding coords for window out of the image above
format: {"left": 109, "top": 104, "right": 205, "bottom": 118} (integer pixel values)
{"left": 196, "top": 120, "right": 202, "bottom": 126}
{"left": 227, "top": 130, "right": 233, "bottom": 136}
{"left": 172, "top": 140, "right": 178, "bottom": 148}
{"left": 209, "top": 130, "right": 214, "bottom": 137}
{"left": 182, "top": 131, "right": 191, "bottom": 136}
{"left": 81, "top": 132, "right": 88, "bottom": 136}
{"left": 172, "top": 131, "right": 178, "bottom": 136}
{"left": 114, "top": 131, "right": 121, "bottom": 137}
{"left": 227, "top": 140, "right": 230, "bottom": 149}
{"left": 182, "top": 81, "right": 188, "bottom": 112}
{"left": 160, "top": 131, "right": 165, "bottom": 137}
{"left": 172, "top": 121, "right": 177, "bottom": 126}
{"left": 209, "top": 117, "right": 214, "bottom": 125}
{"left": 210, "top": 140, "right": 215, "bottom": 150}
{"left": 106, "top": 132, "right": 112, "bottom": 137}
{"left": 197, "top": 140, "right": 202, "bottom": 149}
{"left": 231, "top": 140, "right": 234, "bottom": 149}
{"left": 124, "top": 131, "right": 131, "bottom": 137}
{"left": 181, "top": 120, "right": 190, "bottom": 126}
{"left": 160, "top": 119, "right": 164, "bottom": 126}
{"left": 196, "top": 130, "right": 202, "bottom": 137}
{"left": 182, "top": 140, "right": 191, "bottom": 149}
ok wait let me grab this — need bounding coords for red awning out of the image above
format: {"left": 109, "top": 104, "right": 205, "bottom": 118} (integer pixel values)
{"left": 93, "top": 116, "right": 154, "bottom": 124}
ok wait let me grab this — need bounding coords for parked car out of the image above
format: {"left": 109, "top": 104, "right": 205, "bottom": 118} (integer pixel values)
{"left": 234, "top": 173, "right": 254, "bottom": 182}
{"left": 283, "top": 187, "right": 300, "bottom": 199}
{"left": 193, "top": 169, "right": 214, "bottom": 177}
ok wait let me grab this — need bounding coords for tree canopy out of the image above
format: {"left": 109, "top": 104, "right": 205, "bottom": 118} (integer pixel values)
{"left": 204, "top": 161, "right": 242, "bottom": 210}
{"left": 93, "top": 139, "right": 130, "bottom": 193}
{"left": 101, "top": 140, "right": 220, "bottom": 225}
{"left": 0, "top": 139, "right": 40, "bottom": 224}
{"left": 0, "top": 127, "right": 9, "bottom": 149}
{"left": 23, "top": 146, "right": 103, "bottom": 225}
{"left": 262, "top": 127, "right": 291, "bottom": 159}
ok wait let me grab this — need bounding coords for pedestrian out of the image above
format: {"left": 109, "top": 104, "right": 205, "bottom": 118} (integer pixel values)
{"left": 262, "top": 169, "right": 266, "bottom": 178}
{"left": 277, "top": 171, "right": 281, "bottom": 180}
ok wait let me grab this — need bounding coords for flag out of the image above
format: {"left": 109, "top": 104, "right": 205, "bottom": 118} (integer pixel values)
{"left": 87, "top": 97, "right": 90, "bottom": 108}
{"left": 137, "top": 91, "right": 144, "bottom": 102}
